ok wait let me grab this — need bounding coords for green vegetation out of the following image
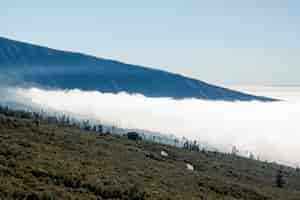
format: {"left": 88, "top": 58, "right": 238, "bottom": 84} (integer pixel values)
{"left": 0, "top": 108, "right": 300, "bottom": 199}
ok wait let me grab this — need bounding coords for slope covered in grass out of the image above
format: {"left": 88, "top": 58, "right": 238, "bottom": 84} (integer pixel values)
{"left": 0, "top": 113, "right": 299, "bottom": 200}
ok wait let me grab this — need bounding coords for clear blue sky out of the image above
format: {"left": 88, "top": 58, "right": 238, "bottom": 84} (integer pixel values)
{"left": 1, "top": 0, "right": 299, "bottom": 85}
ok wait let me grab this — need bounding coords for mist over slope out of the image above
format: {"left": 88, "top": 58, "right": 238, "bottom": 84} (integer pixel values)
{"left": 2, "top": 86, "right": 298, "bottom": 167}
{"left": 0, "top": 36, "right": 274, "bottom": 101}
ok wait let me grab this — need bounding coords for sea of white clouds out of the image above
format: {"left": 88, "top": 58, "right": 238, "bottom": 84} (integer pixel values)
{"left": 2, "top": 86, "right": 300, "bottom": 167}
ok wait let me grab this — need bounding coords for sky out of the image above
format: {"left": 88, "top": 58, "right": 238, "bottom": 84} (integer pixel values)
{"left": 0, "top": 0, "right": 300, "bottom": 85}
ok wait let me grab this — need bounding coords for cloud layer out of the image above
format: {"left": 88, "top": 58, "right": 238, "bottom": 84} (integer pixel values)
{"left": 3, "top": 87, "right": 300, "bottom": 167}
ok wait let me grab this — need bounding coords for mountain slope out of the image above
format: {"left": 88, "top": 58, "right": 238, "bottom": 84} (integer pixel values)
{"left": 1, "top": 110, "right": 300, "bottom": 199}
{"left": 0, "top": 37, "right": 274, "bottom": 101}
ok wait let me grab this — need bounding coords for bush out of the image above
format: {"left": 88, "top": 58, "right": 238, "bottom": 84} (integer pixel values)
{"left": 127, "top": 184, "right": 146, "bottom": 200}
{"left": 40, "top": 192, "right": 56, "bottom": 200}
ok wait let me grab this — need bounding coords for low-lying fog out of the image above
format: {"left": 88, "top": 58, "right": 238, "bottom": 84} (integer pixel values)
{"left": 1, "top": 86, "right": 300, "bottom": 167}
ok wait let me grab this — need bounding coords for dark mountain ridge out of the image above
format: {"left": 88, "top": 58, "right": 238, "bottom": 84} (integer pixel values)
{"left": 0, "top": 37, "right": 274, "bottom": 101}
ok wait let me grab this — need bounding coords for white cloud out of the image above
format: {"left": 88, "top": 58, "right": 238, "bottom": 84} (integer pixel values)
{"left": 3, "top": 87, "right": 300, "bottom": 167}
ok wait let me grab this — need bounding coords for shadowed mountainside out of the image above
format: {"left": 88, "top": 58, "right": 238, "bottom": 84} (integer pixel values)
{"left": 0, "top": 37, "right": 275, "bottom": 101}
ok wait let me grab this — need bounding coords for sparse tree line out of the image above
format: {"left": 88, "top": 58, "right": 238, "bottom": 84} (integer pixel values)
{"left": 183, "top": 140, "right": 200, "bottom": 152}
{"left": 0, "top": 105, "right": 104, "bottom": 134}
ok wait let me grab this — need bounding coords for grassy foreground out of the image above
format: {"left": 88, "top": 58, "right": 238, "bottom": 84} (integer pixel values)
{"left": 0, "top": 114, "right": 300, "bottom": 200}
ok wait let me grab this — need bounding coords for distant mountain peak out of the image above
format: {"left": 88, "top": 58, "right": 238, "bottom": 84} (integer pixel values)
{"left": 0, "top": 36, "right": 275, "bottom": 101}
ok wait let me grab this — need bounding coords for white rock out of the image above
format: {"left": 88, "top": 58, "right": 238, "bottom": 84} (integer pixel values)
{"left": 161, "top": 150, "right": 168, "bottom": 157}
{"left": 186, "top": 163, "right": 194, "bottom": 171}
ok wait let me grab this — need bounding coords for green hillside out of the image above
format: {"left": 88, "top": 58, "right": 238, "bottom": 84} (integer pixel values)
{"left": 0, "top": 111, "right": 299, "bottom": 200}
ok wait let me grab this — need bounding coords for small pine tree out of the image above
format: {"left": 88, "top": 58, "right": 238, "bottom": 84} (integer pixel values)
{"left": 276, "top": 168, "right": 285, "bottom": 188}
{"left": 174, "top": 138, "right": 179, "bottom": 147}
{"left": 97, "top": 125, "right": 103, "bottom": 133}
{"left": 231, "top": 146, "right": 238, "bottom": 156}
{"left": 183, "top": 141, "right": 189, "bottom": 150}
{"left": 82, "top": 120, "right": 91, "bottom": 131}
{"left": 152, "top": 136, "right": 156, "bottom": 143}
{"left": 249, "top": 152, "right": 255, "bottom": 160}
